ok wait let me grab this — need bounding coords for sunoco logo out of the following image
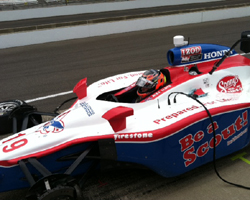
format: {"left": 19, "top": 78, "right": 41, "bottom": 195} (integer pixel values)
{"left": 217, "top": 75, "right": 243, "bottom": 93}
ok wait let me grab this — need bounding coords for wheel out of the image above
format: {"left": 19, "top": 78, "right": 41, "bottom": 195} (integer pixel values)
{"left": 26, "top": 174, "right": 83, "bottom": 200}
{"left": 0, "top": 99, "right": 42, "bottom": 134}
{"left": 0, "top": 100, "right": 25, "bottom": 134}
{"left": 38, "top": 186, "right": 76, "bottom": 200}
{"left": 0, "top": 99, "right": 24, "bottom": 116}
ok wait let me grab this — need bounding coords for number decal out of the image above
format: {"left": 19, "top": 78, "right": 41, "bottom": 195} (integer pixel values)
{"left": 2, "top": 133, "right": 28, "bottom": 153}
{"left": 3, "top": 139, "right": 28, "bottom": 153}
{"left": 2, "top": 133, "right": 26, "bottom": 144}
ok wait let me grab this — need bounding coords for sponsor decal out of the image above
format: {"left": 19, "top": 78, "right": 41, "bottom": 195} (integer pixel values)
{"left": 98, "top": 78, "right": 115, "bottom": 88}
{"left": 36, "top": 111, "right": 70, "bottom": 134}
{"left": 143, "top": 85, "right": 171, "bottom": 102}
{"left": 217, "top": 75, "right": 243, "bottom": 93}
{"left": 41, "top": 120, "right": 64, "bottom": 134}
{"left": 227, "top": 128, "right": 248, "bottom": 146}
{"left": 181, "top": 46, "right": 202, "bottom": 63}
{"left": 203, "top": 49, "right": 234, "bottom": 60}
{"left": 154, "top": 105, "right": 199, "bottom": 124}
{"left": 80, "top": 102, "right": 95, "bottom": 116}
{"left": 151, "top": 85, "right": 171, "bottom": 98}
{"left": 203, "top": 78, "right": 209, "bottom": 88}
{"left": 154, "top": 98, "right": 240, "bottom": 125}
{"left": 114, "top": 132, "right": 153, "bottom": 141}
{"left": 98, "top": 73, "right": 143, "bottom": 88}
{"left": 179, "top": 110, "right": 248, "bottom": 167}
{"left": 184, "top": 66, "right": 189, "bottom": 72}
{"left": 115, "top": 83, "right": 137, "bottom": 96}
{"left": 123, "top": 83, "right": 136, "bottom": 92}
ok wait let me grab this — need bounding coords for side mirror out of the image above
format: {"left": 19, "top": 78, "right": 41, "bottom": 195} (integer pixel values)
{"left": 240, "top": 31, "right": 250, "bottom": 53}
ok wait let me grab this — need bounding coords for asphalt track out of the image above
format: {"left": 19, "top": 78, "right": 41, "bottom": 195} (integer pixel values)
{"left": 1, "top": 16, "right": 250, "bottom": 199}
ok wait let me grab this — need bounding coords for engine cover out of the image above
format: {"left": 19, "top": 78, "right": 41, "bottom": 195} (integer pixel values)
{"left": 167, "top": 44, "right": 237, "bottom": 66}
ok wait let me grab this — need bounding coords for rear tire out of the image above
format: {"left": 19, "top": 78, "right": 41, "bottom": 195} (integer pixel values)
{"left": 26, "top": 175, "right": 84, "bottom": 200}
{"left": 38, "top": 186, "right": 76, "bottom": 200}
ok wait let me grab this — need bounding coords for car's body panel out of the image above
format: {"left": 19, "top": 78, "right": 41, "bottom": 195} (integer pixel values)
{"left": 1, "top": 40, "right": 250, "bottom": 194}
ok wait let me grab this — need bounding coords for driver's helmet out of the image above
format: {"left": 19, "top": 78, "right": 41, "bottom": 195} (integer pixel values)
{"left": 136, "top": 69, "right": 166, "bottom": 99}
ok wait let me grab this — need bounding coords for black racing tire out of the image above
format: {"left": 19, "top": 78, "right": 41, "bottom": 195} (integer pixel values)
{"left": 38, "top": 186, "right": 77, "bottom": 200}
{"left": 0, "top": 99, "right": 42, "bottom": 134}
{"left": 0, "top": 100, "right": 25, "bottom": 134}
{"left": 26, "top": 174, "right": 84, "bottom": 200}
{"left": 37, "top": 186, "right": 76, "bottom": 200}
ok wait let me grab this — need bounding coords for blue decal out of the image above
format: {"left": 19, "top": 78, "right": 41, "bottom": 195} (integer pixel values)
{"left": 80, "top": 102, "right": 95, "bottom": 117}
{"left": 167, "top": 44, "right": 237, "bottom": 66}
{"left": 43, "top": 120, "right": 64, "bottom": 130}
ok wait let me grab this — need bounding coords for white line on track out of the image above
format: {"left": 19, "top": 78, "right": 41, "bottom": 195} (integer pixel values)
{"left": 24, "top": 52, "right": 250, "bottom": 103}
{"left": 240, "top": 52, "right": 250, "bottom": 55}
{"left": 25, "top": 90, "right": 73, "bottom": 103}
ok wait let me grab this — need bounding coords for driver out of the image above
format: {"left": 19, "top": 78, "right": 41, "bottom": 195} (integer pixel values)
{"left": 135, "top": 69, "right": 167, "bottom": 102}
{"left": 110, "top": 69, "right": 167, "bottom": 103}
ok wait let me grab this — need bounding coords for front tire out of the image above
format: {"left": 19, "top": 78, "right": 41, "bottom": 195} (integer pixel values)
{"left": 0, "top": 100, "right": 25, "bottom": 134}
{"left": 0, "top": 99, "right": 42, "bottom": 134}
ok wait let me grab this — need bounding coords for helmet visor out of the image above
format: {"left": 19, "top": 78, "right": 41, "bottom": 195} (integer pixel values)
{"left": 136, "top": 77, "right": 155, "bottom": 88}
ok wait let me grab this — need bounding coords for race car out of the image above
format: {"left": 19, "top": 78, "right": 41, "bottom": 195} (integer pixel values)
{"left": 0, "top": 31, "right": 250, "bottom": 200}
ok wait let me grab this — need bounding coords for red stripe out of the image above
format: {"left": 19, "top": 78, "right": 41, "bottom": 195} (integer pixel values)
{"left": 0, "top": 134, "right": 114, "bottom": 167}
{"left": 115, "top": 103, "right": 250, "bottom": 143}
{"left": 2, "top": 103, "right": 249, "bottom": 167}
{"left": 142, "top": 55, "right": 250, "bottom": 101}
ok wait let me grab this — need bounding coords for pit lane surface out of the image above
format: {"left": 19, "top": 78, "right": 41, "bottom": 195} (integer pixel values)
{"left": 1, "top": 16, "right": 250, "bottom": 199}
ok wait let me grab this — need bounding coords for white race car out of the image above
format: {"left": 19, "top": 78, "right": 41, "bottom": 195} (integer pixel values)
{"left": 0, "top": 31, "right": 250, "bottom": 200}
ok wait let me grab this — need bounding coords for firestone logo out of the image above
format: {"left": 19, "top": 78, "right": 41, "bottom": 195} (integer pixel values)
{"left": 114, "top": 132, "right": 153, "bottom": 141}
{"left": 217, "top": 76, "right": 243, "bottom": 93}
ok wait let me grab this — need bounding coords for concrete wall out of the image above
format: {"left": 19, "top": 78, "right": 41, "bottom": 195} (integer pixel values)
{"left": 1, "top": 5, "right": 250, "bottom": 49}
{"left": 0, "top": 0, "right": 221, "bottom": 21}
